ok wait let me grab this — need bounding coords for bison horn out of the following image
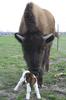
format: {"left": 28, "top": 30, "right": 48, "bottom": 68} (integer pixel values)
{"left": 43, "top": 33, "right": 54, "bottom": 43}
{"left": 15, "top": 33, "right": 25, "bottom": 42}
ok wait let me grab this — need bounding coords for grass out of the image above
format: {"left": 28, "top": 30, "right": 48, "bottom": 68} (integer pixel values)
{"left": 0, "top": 36, "right": 26, "bottom": 89}
{"left": 0, "top": 35, "right": 66, "bottom": 100}
{"left": 0, "top": 97, "right": 8, "bottom": 100}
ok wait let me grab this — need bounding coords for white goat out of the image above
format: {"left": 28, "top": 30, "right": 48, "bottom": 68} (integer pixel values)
{"left": 14, "top": 70, "right": 41, "bottom": 100}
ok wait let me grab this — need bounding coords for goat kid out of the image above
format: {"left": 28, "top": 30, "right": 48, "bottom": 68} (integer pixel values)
{"left": 14, "top": 70, "right": 41, "bottom": 100}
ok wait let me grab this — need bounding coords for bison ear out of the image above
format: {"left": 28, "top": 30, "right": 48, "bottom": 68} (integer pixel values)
{"left": 15, "top": 33, "right": 25, "bottom": 43}
{"left": 43, "top": 33, "right": 54, "bottom": 43}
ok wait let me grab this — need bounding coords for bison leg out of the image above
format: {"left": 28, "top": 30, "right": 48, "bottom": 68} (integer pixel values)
{"left": 36, "top": 69, "right": 43, "bottom": 88}
{"left": 42, "top": 45, "right": 51, "bottom": 72}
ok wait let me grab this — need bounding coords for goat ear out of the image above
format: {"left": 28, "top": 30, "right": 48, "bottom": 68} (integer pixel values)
{"left": 15, "top": 33, "right": 25, "bottom": 43}
{"left": 43, "top": 33, "right": 54, "bottom": 43}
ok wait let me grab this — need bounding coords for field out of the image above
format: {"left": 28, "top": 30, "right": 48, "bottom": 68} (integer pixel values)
{"left": 0, "top": 35, "right": 66, "bottom": 100}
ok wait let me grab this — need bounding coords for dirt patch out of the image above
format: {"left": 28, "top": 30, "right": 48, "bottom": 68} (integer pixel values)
{"left": 0, "top": 82, "right": 66, "bottom": 100}
{"left": 0, "top": 89, "right": 16, "bottom": 100}
{"left": 50, "top": 57, "right": 66, "bottom": 65}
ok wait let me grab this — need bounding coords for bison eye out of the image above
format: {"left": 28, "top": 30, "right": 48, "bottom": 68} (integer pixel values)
{"left": 42, "top": 33, "right": 54, "bottom": 43}
{"left": 46, "top": 35, "right": 54, "bottom": 43}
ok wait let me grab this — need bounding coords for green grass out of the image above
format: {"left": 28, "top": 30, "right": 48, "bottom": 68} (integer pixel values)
{"left": 0, "top": 36, "right": 26, "bottom": 89}
{"left": 0, "top": 97, "right": 8, "bottom": 100}
{"left": 0, "top": 35, "right": 66, "bottom": 100}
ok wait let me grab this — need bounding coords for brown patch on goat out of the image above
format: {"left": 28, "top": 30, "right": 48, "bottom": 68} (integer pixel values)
{"left": 25, "top": 73, "right": 36, "bottom": 86}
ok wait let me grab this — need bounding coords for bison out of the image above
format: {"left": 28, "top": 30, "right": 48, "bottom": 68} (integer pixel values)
{"left": 15, "top": 2, "right": 58, "bottom": 87}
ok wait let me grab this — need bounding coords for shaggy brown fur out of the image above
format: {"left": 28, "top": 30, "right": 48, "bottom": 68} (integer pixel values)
{"left": 19, "top": 2, "right": 55, "bottom": 35}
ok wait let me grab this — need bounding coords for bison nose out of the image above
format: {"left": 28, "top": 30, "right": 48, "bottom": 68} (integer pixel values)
{"left": 33, "top": 54, "right": 39, "bottom": 66}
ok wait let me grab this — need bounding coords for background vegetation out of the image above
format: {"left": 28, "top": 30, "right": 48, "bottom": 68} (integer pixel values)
{"left": 0, "top": 34, "right": 66, "bottom": 100}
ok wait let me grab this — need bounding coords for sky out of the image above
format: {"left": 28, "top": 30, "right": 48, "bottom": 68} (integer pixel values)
{"left": 0, "top": 0, "right": 66, "bottom": 32}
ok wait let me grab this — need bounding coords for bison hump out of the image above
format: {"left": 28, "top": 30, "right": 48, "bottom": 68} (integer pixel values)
{"left": 24, "top": 2, "right": 37, "bottom": 32}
